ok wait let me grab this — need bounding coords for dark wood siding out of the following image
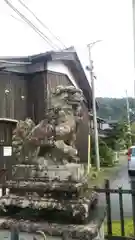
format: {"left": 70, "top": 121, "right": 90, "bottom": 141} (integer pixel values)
{"left": 0, "top": 121, "right": 17, "bottom": 183}
{"left": 0, "top": 121, "right": 15, "bottom": 146}
{"left": 27, "top": 72, "right": 47, "bottom": 123}
{"left": 13, "top": 75, "right": 27, "bottom": 120}
{"left": 0, "top": 72, "right": 27, "bottom": 120}
{"left": 47, "top": 71, "right": 71, "bottom": 108}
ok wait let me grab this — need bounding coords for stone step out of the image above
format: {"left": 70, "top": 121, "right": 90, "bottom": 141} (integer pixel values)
{"left": 0, "top": 192, "right": 98, "bottom": 223}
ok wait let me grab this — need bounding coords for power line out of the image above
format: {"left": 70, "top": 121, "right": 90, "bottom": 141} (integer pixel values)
{"left": 4, "top": 0, "right": 60, "bottom": 50}
{"left": 18, "top": 0, "right": 67, "bottom": 49}
{"left": 4, "top": 0, "right": 59, "bottom": 50}
{"left": 10, "top": 14, "right": 24, "bottom": 23}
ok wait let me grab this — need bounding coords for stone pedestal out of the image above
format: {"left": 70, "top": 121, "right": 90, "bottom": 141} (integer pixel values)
{"left": 0, "top": 162, "right": 99, "bottom": 233}
{"left": 0, "top": 206, "right": 106, "bottom": 240}
{"left": 12, "top": 163, "right": 85, "bottom": 182}
{"left": 0, "top": 191, "right": 98, "bottom": 223}
{"left": 0, "top": 176, "right": 98, "bottom": 224}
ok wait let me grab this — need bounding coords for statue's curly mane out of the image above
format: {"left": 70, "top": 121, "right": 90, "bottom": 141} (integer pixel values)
{"left": 13, "top": 118, "right": 35, "bottom": 139}
{"left": 12, "top": 118, "right": 36, "bottom": 161}
{"left": 12, "top": 85, "right": 84, "bottom": 163}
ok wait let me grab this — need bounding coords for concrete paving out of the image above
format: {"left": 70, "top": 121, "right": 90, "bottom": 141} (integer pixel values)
{"left": 98, "top": 155, "right": 135, "bottom": 220}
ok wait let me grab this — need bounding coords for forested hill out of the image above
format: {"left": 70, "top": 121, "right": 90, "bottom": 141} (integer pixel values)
{"left": 96, "top": 97, "right": 135, "bottom": 120}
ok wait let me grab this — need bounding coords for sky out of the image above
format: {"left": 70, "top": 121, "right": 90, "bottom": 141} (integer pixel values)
{"left": 0, "top": 0, "right": 135, "bottom": 98}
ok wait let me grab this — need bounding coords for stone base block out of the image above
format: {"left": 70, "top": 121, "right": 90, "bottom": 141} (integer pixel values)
{"left": 5, "top": 180, "right": 88, "bottom": 197}
{"left": 0, "top": 205, "right": 106, "bottom": 240}
{"left": 12, "top": 163, "right": 85, "bottom": 182}
{"left": 0, "top": 192, "right": 98, "bottom": 223}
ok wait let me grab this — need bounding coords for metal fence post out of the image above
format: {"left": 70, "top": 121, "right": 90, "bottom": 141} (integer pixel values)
{"left": 118, "top": 187, "right": 125, "bottom": 236}
{"left": 11, "top": 227, "right": 19, "bottom": 240}
{"left": 130, "top": 179, "right": 135, "bottom": 236}
{"left": 105, "top": 179, "right": 112, "bottom": 236}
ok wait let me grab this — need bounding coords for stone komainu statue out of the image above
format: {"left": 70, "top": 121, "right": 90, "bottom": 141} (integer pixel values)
{"left": 12, "top": 85, "right": 84, "bottom": 164}
{"left": 0, "top": 85, "right": 98, "bottom": 230}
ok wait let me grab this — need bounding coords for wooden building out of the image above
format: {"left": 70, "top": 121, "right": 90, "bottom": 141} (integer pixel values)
{"left": 0, "top": 47, "right": 93, "bottom": 162}
{"left": 89, "top": 113, "right": 107, "bottom": 138}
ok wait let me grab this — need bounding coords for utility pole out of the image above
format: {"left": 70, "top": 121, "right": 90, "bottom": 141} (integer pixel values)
{"left": 125, "top": 90, "right": 132, "bottom": 145}
{"left": 87, "top": 42, "right": 101, "bottom": 171}
{"left": 134, "top": 79, "right": 135, "bottom": 98}
{"left": 132, "top": 0, "right": 135, "bottom": 98}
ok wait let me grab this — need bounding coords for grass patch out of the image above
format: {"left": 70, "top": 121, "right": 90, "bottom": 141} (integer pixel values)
{"left": 104, "top": 218, "right": 133, "bottom": 236}
{"left": 88, "top": 157, "right": 126, "bottom": 187}
{"left": 88, "top": 166, "right": 117, "bottom": 187}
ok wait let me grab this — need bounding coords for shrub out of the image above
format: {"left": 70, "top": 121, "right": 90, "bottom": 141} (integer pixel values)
{"left": 91, "top": 138, "right": 115, "bottom": 167}
{"left": 131, "top": 133, "right": 135, "bottom": 145}
{"left": 99, "top": 138, "right": 115, "bottom": 166}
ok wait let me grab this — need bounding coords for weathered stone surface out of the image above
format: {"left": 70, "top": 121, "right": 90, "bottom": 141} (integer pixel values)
{"left": 12, "top": 118, "right": 36, "bottom": 163}
{"left": 0, "top": 85, "right": 99, "bottom": 227}
{"left": 0, "top": 191, "right": 98, "bottom": 222}
{"left": 0, "top": 181, "right": 90, "bottom": 201}
{"left": 12, "top": 85, "right": 84, "bottom": 165}
{"left": 0, "top": 206, "right": 106, "bottom": 240}
{"left": 3, "top": 180, "right": 87, "bottom": 193}
{"left": 12, "top": 163, "right": 85, "bottom": 182}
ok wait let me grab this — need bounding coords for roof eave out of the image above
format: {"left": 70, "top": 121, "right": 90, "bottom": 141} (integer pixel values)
{"left": 0, "top": 49, "right": 94, "bottom": 110}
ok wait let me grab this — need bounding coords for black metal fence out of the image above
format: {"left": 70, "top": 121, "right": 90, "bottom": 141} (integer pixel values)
{"left": 94, "top": 179, "right": 135, "bottom": 239}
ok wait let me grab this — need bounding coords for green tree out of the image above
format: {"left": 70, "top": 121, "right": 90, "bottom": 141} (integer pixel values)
{"left": 91, "top": 138, "right": 115, "bottom": 167}
{"left": 131, "top": 122, "right": 135, "bottom": 145}
{"left": 104, "top": 121, "right": 129, "bottom": 150}
{"left": 131, "top": 122, "right": 135, "bottom": 133}
{"left": 96, "top": 97, "right": 135, "bottom": 120}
